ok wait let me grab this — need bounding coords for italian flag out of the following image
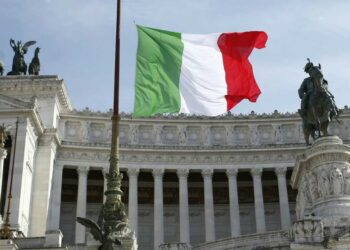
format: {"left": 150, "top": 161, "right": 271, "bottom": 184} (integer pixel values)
{"left": 133, "top": 26, "right": 268, "bottom": 117}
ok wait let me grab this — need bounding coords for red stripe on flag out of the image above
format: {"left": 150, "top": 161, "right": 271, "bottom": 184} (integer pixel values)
{"left": 217, "top": 31, "right": 268, "bottom": 111}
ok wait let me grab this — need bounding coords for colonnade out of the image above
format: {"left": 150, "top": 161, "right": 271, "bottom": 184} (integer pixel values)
{"left": 51, "top": 165, "right": 291, "bottom": 248}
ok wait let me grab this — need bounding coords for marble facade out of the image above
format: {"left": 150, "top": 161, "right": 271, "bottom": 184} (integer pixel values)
{"left": 1, "top": 76, "right": 350, "bottom": 249}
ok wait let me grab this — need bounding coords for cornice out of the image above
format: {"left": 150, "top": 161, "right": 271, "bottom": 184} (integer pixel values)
{"left": 0, "top": 108, "right": 44, "bottom": 135}
{"left": 60, "top": 140, "right": 307, "bottom": 152}
{"left": 63, "top": 107, "right": 350, "bottom": 123}
{"left": 0, "top": 75, "right": 72, "bottom": 112}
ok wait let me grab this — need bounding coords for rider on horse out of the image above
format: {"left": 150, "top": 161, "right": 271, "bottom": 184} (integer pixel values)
{"left": 298, "top": 59, "right": 339, "bottom": 120}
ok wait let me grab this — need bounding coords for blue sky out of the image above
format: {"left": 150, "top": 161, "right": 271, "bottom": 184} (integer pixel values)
{"left": 1, "top": 0, "right": 350, "bottom": 114}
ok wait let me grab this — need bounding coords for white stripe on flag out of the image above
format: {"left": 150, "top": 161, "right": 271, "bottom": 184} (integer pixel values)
{"left": 179, "top": 33, "right": 228, "bottom": 115}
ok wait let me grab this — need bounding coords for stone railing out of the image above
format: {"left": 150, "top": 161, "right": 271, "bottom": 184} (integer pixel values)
{"left": 59, "top": 112, "right": 350, "bottom": 148}
{"left": 191, "top": 230, "right": 290, "bottom": 250}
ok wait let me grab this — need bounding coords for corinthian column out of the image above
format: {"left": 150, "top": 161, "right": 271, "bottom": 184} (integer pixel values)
{"left": 202, "top": 169, "right": 215, "bottom": 242}
{"left": 75, "top": 166, "right": 89, "bottom": 244}
{"left": 226, "top": 169, "right": 240, "bottom": 236}
{"left": 153, "top": 169, "right": 164, "bottom": 250}
{"left": 128, "top": 168, "right": 139, "bottom": 236}
{"left": 275, "top": 167, "right": 291, "bottom": 229}
{"left": 177, "top": 169, "right": 190, "bottom": 245}
{"left": 251, "top": 168, "right": 266, "bottom": 233}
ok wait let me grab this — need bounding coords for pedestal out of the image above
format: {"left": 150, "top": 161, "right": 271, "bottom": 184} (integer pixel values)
{"left": 44, "top": 230, "right": 63, "bottom": 247}
{"left": 86, "top": 230, "right": 138, "bottom": 250}
{"left": 0, "top": 239, "right": 18, "bottom": 250}
{"left": 291, "top": 136, "right": 350, "bottom": 248}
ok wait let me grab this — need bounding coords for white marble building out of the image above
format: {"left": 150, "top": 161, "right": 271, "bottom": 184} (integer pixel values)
{"left": 0, "top": 75, "right": 349, "bottom": 249}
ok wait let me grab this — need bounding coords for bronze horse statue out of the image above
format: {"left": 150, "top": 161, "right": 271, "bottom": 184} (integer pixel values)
{"left": 298, "top": 60, "right": 339, "bottom": 145}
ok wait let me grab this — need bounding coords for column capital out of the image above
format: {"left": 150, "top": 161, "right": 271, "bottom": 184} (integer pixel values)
{"left": 128, "top": 168, "right": 140, "bottom": 177}
{"left": 226, "top": 168, "right": 238, "bottom": 177}
{"left": 177, "top": 169, "right": 189, "bottom": 178}
{"left": 77, "top": 166, "right": 89, "bottom": 176}
{"left": 250, "top": 167, "right": 263, "bottom": 177}
{"left": 152, "top": 168, "right": 164, "bottom": 178}
{"left": 0, "top": 148, "right": 7, "bottom": 159}
{"left": 275, "top": 167, "right": 287, "bottom": 177}
{"left": 202, "top": 168, "right": 213, "bottom": 178}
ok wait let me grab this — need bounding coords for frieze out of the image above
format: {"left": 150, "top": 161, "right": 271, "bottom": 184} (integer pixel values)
{"left": 57, "top": 147, "right": 301, "bottom": 166}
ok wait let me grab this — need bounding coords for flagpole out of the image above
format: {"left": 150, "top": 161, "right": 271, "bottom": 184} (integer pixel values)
{"left": 103, "top": 0, "right": 130, "bottom": 242}
{"left": 110, "top": 0, "right": 121, "bottom": 179}
{"left": 105, "top": 0, "right": 124, "bottom": 212}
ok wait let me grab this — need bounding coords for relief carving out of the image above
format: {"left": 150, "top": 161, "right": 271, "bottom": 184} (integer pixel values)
{"left": 178, "top": 125, "right": 187, "bottom": 145}
{"left": 330, "top": 166, "right": 344, "bottom": 195}
{"left": 292, "top": 219, "right": 323, "bottom": 244}
{"left": 307, "top": 172, "right": 319, "bottom": 202}
{"left": 154, "top": 124, "right": 163, "bottom": 145}
{"left": 317, "top": 168, "right": 330, "bottom": 197}
{"left": 129, "top": 124, "right": 138, "bottom": 145}
{"left": 296, "top": 178, "right": 312, "bottom": 220}
{"left": 342, "top": 166, "right": 350, "bottom": 194}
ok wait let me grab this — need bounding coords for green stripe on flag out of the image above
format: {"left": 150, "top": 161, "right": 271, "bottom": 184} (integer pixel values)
{"left": 133, "top": 26, "right": 184, "bottom": 117}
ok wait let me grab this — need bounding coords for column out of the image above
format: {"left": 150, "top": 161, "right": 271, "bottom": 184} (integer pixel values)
{"left": 0, "top": 148, "right": 7, "bottom": 207}
{"left": 251, "top": 168, "right": 266, "bottom": 233}
{"left": 226, "top": 169, "right": 240, "bottom": 237}
{"left": 47, "top": 163, "right": 64, "bottom": 230}
{"left": 102, "top": 168, "right": 108, "bottom": 203}
{"left": 177, "top": 169, "right": 190, "bottom": 245}
{"left": 75, "top": 166, "right": 89, "bottom": 244}
{"left": 275, "top": 167, "right": 291, "bottom": 230}
{"left": 128, "top": 168, "right": 139, "bottom": 236}
{"left": 153, "top": 169, "right": 164, "bottom": 250}
{"left": 202, "top": 169, "right": 215, "bottom": 242}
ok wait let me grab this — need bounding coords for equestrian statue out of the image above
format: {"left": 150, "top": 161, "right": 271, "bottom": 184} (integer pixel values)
{"left": 298, "top": 59, "right": 339, "bottom": 145}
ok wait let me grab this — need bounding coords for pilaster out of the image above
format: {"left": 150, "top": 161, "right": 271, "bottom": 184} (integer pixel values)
{"left": 46, "top": 163, "right": 64, "bottom": 231}
{"left": 29, "top": 130, "right": 58, "bottom": 236}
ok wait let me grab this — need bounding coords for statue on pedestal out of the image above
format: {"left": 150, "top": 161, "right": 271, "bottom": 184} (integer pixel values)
{"left": 7, "top": 39, "right": 36, "bottom": 75}
{"left": 298, "top": 59, "right": 339, "bottom": 144}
